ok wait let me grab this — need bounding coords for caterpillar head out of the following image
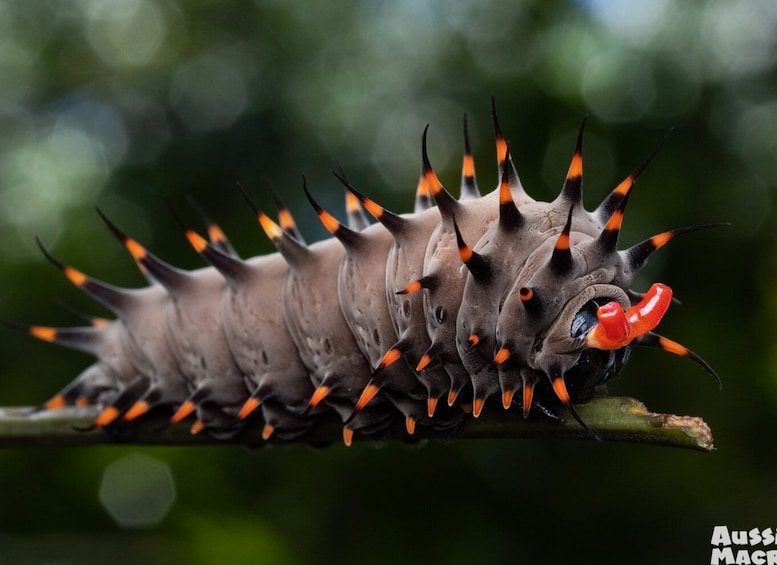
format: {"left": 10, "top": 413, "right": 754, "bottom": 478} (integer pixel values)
{"left": 478, "top": 124, "right": 723, "bottom": 432}
{"left": 521, "top": 284, "right": 637, "bottom": 399}
{"left": 496, "top": 265, "right": 719, "bottom": 434}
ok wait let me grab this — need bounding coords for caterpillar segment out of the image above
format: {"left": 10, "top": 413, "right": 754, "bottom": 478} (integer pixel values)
{"left": 336, "top": 175, "right": 454, "bottom": 418}
{"left": 417, "top": 118, "right": 535, "bottom": 406}
{"left": 307, "top": 176, "right": 468, "bottom": 433}
{"left": 169, "top": 205, "right": 318, "bottom": 441}
{"left": 455, "top": 120, "right": 594, "bottom": 416}
{"left": 96, "top": 211, "right": 249, "bottom": 436}
{"left": 333, "top": 110, "right": 486, "bottom": 421}
{"left": 33, "top": 240, "right": 191, "bottom": 427}
{"left": 303, "top": 183, "right": 447, "bottom": 435}
{"left": 13, "top": 101, "right": 721, "bottom": 444}
{"left": 251, "top": 186, "right": 396, "bottom": 444}
{"left": 2, "top": 319, "right": 131, "bottom": 410}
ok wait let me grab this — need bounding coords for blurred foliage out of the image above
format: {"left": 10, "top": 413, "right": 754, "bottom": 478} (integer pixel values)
{"left": 0, "top": 1, "right": 775, "bottom": 563}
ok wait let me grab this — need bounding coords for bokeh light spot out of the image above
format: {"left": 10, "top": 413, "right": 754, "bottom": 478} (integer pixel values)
{"left": 86, "top": 0, "right": 167, "bottom": 69}
{"left": 581, "top": 50, "right": 654, "bottom": 123}
{"left": 170, "top": 50, "right": 249, "bottom": 132}
{"left": 99, "top": 452, "right": 176, "bottom": 528}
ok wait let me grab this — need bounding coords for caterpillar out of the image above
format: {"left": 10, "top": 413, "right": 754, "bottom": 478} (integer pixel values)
{"left": 8, "top": 99, "right": 721, "bottom": 446}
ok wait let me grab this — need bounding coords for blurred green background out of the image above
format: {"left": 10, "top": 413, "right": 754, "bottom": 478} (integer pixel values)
{"left": 0, "top": 1, "right": 774, "bottom": 563}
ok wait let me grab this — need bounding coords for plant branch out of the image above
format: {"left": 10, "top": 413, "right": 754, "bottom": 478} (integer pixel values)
{"left": 0, "top": 396, "right": 713, "bottom": 451}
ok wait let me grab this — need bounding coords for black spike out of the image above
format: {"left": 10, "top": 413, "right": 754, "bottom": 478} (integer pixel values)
{"left": 56, "top": 301, "right": 110, "bottom": 327}
{"left": 332, "top": 170, "right": 407, "bottom": 236}
{"left": 518, "top": 286, "right": 543, "bottom": 317}
{"left": 498, "top": 142, "right": 523, "bottom": 232}
{"left": 595, "top": 129, "right": 673, "bottom": 221}
{"left": 238, "top": 184, "right": 311, "bottom": 268}
{"left": 491, "top": 95, "right": 513, "bottom": 186}
{"left": 422, "top": 125, "right": 459, "bottom": 218}
{"left": 414, "top": 173, "right": 433, "bottom": 213}
{"left": 634, "top": 332, "right": 722, "bottom": 390}
{"left": 396, "top": 274, "right": 438, "bottom": 295}
{"left": 166, "top": 199, "right": 249, "bottom": 283}
{"left": 36, "top": 237, "right": 132, "bottom": 314}
{"left": 237, "top": 182, "right": 262, "bottom": 217}
{"left": 302, "top": 176, "right": 362, "bottom": 248}
{"left": 459, "top": 112, "right": 480, "bottom": 200}
{"left": 0, "top": 319, "right": 104, "bottom": 356}
{"left": 418, "top": 341, "right": 444, "bottom": 372}
{"left": 550, "top": 371, "right": 601, "bottom": 441}
{"left": 596, "top": 192, "right": 630, "bottom": 254}
{"left": 453, "top": 218, "right": 491, "bottom": 281}
{"left": 549, "top": 206, "right": 574, "bottom": 275}
{"left": 185, "top": 195, "right": 238, "bottom": 257}
{"left": 625, "top": 223, "right": 729, "bottom": 274}
{"left": 264, "top": 181, "right": 306, "bottom": 244}
{"left": 95, "top": 208, "right": 191, "bottom": 292}
{"left": 333, "top": 162, "right": 371, "bottom": 232}
{"left": 558, "top": 116, "right": 586, "bottom": 205}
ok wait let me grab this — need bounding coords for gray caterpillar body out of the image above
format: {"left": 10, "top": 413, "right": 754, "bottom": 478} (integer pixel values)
{"left": 15, "top": 100, "right": 720, "bottom": 445}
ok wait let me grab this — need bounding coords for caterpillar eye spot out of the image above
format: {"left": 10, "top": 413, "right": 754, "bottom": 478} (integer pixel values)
{"left": 435, "top": 306, "right": 446, "bottom": 324}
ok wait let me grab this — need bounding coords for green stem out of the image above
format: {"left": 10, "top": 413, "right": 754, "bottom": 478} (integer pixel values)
{"left": 0, "top": 396, "right": 713, "bottom": 451}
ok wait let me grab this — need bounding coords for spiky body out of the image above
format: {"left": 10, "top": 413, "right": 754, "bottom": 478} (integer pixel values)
{"left": 13, "top": 100, "right": 720, "bottom": 445}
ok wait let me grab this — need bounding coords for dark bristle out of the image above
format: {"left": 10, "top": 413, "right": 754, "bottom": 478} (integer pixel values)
{"left": 421, "top": 124, "right": 433, "bottom": 175}
{"left": 634, "top": 332, "right": 722, "bottom": 390}
{"left": 459, "top": 112, "right": 480, "bottom": 200}
{"left": 549, "top": 206, "right": 574, "bottom": 275}
{"left": 462, "top": 112, "right": 473, "bottom": 156}
{"left": 396, "top": 274, "right": 437, "bottom": 295}
{"left": 519, "top": 286, "right": 543, "bottom": 317}
{"left": 302, "top": 177, "right": 362, "bottom": 248}
{"left": 95, "top": 207, "right": 131, "bottom": 246}
{"left": 551, "top": 374, "right": 601, "bottom": 441}
{"left": 453, "top": 218, "right": 491, "bottom": 281}
{"left": 36, "top": 237, "right": 66, "bottom": 272}
{"left": 596, "top": 192, "right": 630, "bottom": 253}
{"left": 558, "top": 116, "right": 586, "bottom": 205}
{"left": 185, "top": 195, "right": 238, "bottom": 257}
{"left": 97, "top": 207, "right": 191, "bottom": 291}
{"left": 490, "top": 94, "right": 503, "bottom": 139}
{"left": 266, "top": 181, "right": 306, "bottom": 243}
{"left": 625, "top": 222, "right": 728, "bottom": 274}
{"left": 498, "top": 142, "right": 522, "bottom": 232}
{"left": 332, "top": 170, "right": 406, "bottom": 236}
{"left": 37, "top": 237, "right": 131, "bottom": 313}
{"left": 596, "top": 129, "right": 673, "bottom": 221}
{"left": 237, "top": 181, "right": 262, "bottom": 217}
{"left": 165, "top": 198, "right": 194, "bottom": 235}
{"left": 167, "top": 199, "right": 248, "bottom": 282}
{"left": 421, "top": 125, "right": 459, "bottom": 217}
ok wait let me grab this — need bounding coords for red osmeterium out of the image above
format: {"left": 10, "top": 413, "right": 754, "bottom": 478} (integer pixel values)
{"left": 586, "top": 283, "right": 673, "bottom": 350}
